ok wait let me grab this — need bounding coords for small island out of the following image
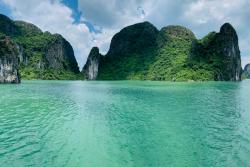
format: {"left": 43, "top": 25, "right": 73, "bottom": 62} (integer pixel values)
{"left": 243, "top": 63, "right": 250, "bottom": 79}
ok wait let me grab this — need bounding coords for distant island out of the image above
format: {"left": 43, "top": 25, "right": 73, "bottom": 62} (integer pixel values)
{"left": 0, "top": 13, "right": 245, "bottom": 83}
{"left": 243, "top": 63, "right": 250, "bottom": 79}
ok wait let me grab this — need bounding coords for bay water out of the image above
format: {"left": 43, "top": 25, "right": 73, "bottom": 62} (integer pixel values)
{"left": 0, "top": 80, "right": 250, "bottom": 167}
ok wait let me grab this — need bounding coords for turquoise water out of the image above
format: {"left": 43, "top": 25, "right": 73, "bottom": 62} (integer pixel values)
{"left": 0, "top": 80, "right": 250, "bottom": 167}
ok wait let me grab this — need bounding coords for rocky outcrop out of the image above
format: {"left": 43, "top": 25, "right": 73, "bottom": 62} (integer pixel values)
{"left": 45, "top": 34, "right": 79, "bottom": 73}
{"left": 243, "top": 64, "right": 250, "bottom": 79}
{"left": 192, "top": 23, "right": 242, "bottom": 81}
{"left": 215, "top": 23, "right": 241, "bottom": 81}
{"left": 16, "top": 44, "right": 28, "bottom": 66}
{"left": 0, "top": 36, "right": 20, "bottom": 83}
{"left": 82, "top": 47, "right": 103, "bottom": 80}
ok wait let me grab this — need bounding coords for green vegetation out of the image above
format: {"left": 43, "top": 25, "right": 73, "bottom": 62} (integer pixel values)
{"left": 20, "top": 68, "right": 83, "bottom": 80}
{"left": 98, "top": 48, "right": 156, "bottom": 80}
{"left": 14, "top": 30, "right": 82, "bottom": 80}
{"left": 146, "top": 27, "right": 211, "bottom": 81}
{"left": 97, "top": 24, "right": 215, "bottom": 81}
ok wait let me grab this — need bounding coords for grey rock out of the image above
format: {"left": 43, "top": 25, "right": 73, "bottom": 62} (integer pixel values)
{"left": 216, "top": 23, "right": 242, "bottom": 81}
{"left": 0, "top": 36, "right": 20, "bottom": 83}
{"left": 82, "top": 47, "right": 103, "bottom": 80}
{"left": 16, "top": 44, "right": 28, "bottom": 66}
{"left": 243, "top": 64, "right": 250, "bottom": 79}
{"left": 45, "top": 34, "right": 79, "bottom": 73}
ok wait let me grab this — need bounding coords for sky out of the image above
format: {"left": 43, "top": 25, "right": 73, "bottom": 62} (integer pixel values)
{"left": 0, "top": 0, "right": 250, "bottom": 69}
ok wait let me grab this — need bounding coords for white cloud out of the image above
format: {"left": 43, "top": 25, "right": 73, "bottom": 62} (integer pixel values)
{"left": 78, "top": 0, "right": 149, "bottom": 28}
{"left": 77, "top": 0, "right": 152, "bottom": 55}
{"left": 184, "top": 0, "right": 249, "bottom": 28}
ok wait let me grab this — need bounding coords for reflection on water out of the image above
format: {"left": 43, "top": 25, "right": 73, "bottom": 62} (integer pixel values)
{"left": 0, "top": 80, "right": 250, "bottom": 167}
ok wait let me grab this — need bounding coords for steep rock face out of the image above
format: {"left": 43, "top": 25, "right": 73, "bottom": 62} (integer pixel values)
{"left": 243, "top": 64, "right": 250, "bottom": 79}
{"left": 215, "top": 23, "right": 241, "bottom": 81}
{"left": 0, "top": 36, "right": 20, "bottom": 83}
{"left": 82, "top": 47, "right": 103, "bottom": 80}
{"left": 192, "top": 23, "right": 242, "bottom": 81}
{"left": 16, "top": 44, "right": 28, "bottom": 66}
{"left": 0, "top": 14, "right": 80, "bottom": 80}
{"left": 45, "top": 34, "right": 79, "bottom": 73}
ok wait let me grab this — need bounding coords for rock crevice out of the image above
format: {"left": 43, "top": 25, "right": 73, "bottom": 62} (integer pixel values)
{"left": 0, "top": 36, "right": 20, "bottom": 83}
{"left": 82, "top": 47, "right": 103, "bottom": 80}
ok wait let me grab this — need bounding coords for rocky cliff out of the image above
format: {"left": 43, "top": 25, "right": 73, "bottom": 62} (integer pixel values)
{"left": 192, "top": 23, "right": 241, "bottom": 81}
{"left": 45, "top": 34, "right": 79, "bottom": 73}
{"left": 243, "top": 64, "right": 250, "bottom": 79}
{"left": 0, "top": 14, "right": 80, "bottom": 80}
{"left": 218, "top": 23, "right": 242, "bottom": 81}
{"left": 0, "top": 35, "right": 20, "bottom": 83}
{"left": 82, "top": 47, "right": 103, "bottom": 80}
{"left": 83, "top": 22, "right": 242, "bottom": 81}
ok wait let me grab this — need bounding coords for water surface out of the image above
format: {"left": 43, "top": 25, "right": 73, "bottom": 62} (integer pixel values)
{"left": 0, "top": 80, "right": 250, "bottom": 167}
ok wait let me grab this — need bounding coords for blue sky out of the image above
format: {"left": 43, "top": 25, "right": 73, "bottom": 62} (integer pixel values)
{"left": 0, "top": 1, "right": 11, "bottom": 17}
{"left": 61, "top": 0, "right": 81, "bottom": 23}
{"left": 0, "top": 0, "right": 250, "bottom": 68}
